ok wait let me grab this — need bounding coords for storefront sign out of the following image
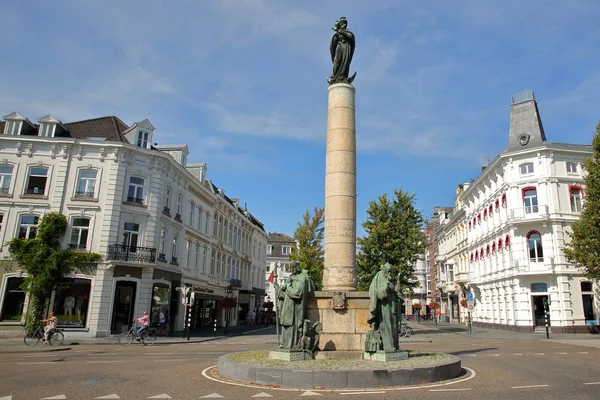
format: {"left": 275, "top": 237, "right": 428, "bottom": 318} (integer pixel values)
{"left": 531, "top": 283, "right": 548, "bottom": 293}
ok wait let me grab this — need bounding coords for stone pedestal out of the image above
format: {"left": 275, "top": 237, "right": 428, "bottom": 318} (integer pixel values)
{"left": 269, "top": 349, "right": 312, "bottom": 361}
{"left": 363, "top": 351, "right": 409, "bottom": 362}
{"left": 307, "top": 291, "right": 370, "bottom": 352}
{"left": 323, "top": 83, "right": 357, "bottom": 291}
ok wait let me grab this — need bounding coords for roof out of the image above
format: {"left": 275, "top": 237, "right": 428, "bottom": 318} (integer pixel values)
{"left": 1, "top": 114, "right": 130, "bottom": 142}
{"left": 267, "top": 233, "right": 295, "bottom": 244}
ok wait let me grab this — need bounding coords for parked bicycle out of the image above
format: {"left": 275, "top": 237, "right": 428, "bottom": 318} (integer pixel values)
{"left": 119, "top": 324, "right": 156, "bottom": 346}
{"left": 24, "top": 328, "right": 64, "bottom": 346}
{"left": 399, "top": 323, "right": 414, "bottom": 338}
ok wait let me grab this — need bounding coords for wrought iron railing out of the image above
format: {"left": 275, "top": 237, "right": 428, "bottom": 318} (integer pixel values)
{"left": 107, "top": 244, "right": 156, "bottom": 263}
{"left": 74, "top": 191, "right": 95, "bottom": 199}
{"left": 24, "top": 188, "right": 45, "bottom": 195}
{"left": 125, "top": 196, "right": 144, "bottom": 204}
{"left": 163, "top": 207, "right": 171, "bottom": 215}
{"left": 174, "top": 213, "right": 182, "bottom": 222}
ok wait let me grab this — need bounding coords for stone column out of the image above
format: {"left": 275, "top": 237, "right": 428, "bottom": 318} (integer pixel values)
{"left": 323, "top": 83, "right": 357, "bottom": 291}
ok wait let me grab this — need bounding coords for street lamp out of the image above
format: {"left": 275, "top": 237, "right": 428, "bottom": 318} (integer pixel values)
{"left": 224, "top": 285, "right": 233, "bottom": 335}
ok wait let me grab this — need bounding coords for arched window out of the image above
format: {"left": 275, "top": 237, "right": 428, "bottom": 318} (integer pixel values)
{"left": 498, "top": 238, "right": 503, "bottom": 251}
{"left": 489, "top": 204, "right": 493, "bottom": 214}
{"left": 468, "top": 221, "right": 471, "bottom": 230}
{"left": 495, "top": 199, "right": 500, "bottom": 211}
{"left": 477, "top": 213, "right": 481, "bottom": 224}
{"left": 505, "top": 235, "right": 510, "bottom": 249}
{"left": 501, "top": 194, "right": 507, "bottom": 208}
{"left": 486, "top": 245, "right": 490, "bottom": 257}
{"left": 526, "top": 230, "right": 543, "bottom": 262}
{"left": 483, "top": 209, "right": 488, "bottom": 220}
{"left": 470, "top": 253, "right": 474, "bottom": 262}
{"left": 492, "top": 243, "right": 496, "bottom": 254}
{"left": 569, "top": 185, "right": 584, "bottom": 212}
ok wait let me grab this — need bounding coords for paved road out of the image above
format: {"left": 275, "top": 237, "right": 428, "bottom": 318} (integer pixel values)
{"left": 1, "top": 325, "right": 599, "bottom": 399}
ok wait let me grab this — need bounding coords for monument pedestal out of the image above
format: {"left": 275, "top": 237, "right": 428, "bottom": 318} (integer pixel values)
{"left": 307, "top": 291, "right": 370, "bottom": 353}
{"left": 269, "top": 349, "right": 313, "bottom": 361}
{"left": 363, "top": 351, "right": 409, "bottom": 362}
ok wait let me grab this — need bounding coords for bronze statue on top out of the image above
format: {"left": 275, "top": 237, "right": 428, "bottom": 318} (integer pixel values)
{"left": 328, "top": 17, "right": 356, "bottom": 85}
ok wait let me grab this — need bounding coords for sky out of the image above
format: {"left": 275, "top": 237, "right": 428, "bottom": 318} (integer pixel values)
{"left": 2, "top": 1, "right": 600, "bottom": 238}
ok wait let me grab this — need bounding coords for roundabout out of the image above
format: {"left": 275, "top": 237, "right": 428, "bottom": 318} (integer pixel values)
{"left": 213, "top": 350, "right": 464, "bottom": 389}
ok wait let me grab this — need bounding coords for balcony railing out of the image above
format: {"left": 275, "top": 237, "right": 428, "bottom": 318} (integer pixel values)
{"left": 24, "top": 188, "right": 45, "bottom": 195}
{"left": 174, "top": 213, "right": 182, "bottom": 222}
{"left": 125, "top": 196, "right": 144, "bottom": 204}
{"left": 163, "top": 207, "right": 171, "bottom": 215}
{"left": 107, "top": 244, "right": 156, "bottom": 263}
{"left": 74, "top": 191, "right": 95, "bottom": 199}
{"left": 157, "top": 253, "right": 167, "bottom": 262}
{"left": 510, "top": 205, "right": 549, "bottom": 221}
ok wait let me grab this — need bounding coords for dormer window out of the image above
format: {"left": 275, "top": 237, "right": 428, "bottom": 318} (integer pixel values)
{"left": 39, "top": 123, "right": 55, "bottom": 137}
{"left": 4, "top": 120, "right": 21, "bottom": 135}
{"left": 137, "top": 131, "right": 149, "bottom": 148}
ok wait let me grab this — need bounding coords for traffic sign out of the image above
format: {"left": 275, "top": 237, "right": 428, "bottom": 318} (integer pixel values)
{"left": 467, "top": 304, "right": 474, "bottom": 311}
{"left": 467, "top": 292, "right": 474, "bottom": 302}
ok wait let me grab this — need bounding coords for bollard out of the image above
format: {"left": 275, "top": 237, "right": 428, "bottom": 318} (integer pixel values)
{"left": 213, "top": 318, "right": 217, "bottom": 337}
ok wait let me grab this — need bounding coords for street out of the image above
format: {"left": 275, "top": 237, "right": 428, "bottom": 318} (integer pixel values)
{"left": 1, "top": 324, "right": 599, "bottom": 399}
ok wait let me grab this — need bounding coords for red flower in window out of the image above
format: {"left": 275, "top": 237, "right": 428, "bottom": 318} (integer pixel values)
{"left": 498, "top": 238, "right": 503, "bottom": 251}
{"left": 489, "top": 204, "right": 493, "bottom": 214}
{"left": 492, "top": 243, "right": 496, "bottom": 254}
{"left": 501, "top": 194, "right": 507, "bottom": 208}
{"left": 495, "top": 199, "right": 499, "bottom": 211}
{"left": 505, "top": 235, "right": 510, "bottom": 248}
{"left": 483, "top": 209, "right": 488, "bottom": 220}
{"left": 486, "top": 245, "right": 490, "bottom": 256}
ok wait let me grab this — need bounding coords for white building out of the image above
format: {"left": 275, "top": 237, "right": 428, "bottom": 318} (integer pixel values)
{"left": 0, "top": 112, "right": 266, "bottom": 337}
{"left": 264, "top": 233, "right": 296, "bottom": 307}
{"left": 442, "top": 91, "right": 598, "bottom": 333}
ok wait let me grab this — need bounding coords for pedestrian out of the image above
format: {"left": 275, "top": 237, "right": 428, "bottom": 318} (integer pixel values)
{"left": 249, "top": 310, "right": 256, "bottom": 325}
{"left": 158, "top": 309, "right": 167, "bottom": 336}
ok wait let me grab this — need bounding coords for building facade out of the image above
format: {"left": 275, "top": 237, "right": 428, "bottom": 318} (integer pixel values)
{"left": 442, "top": 91, "right": 598, "bottom": 332}
{"left": 0, "top": 112, "right": 267, "bottom": 337}
{"left": 264, "top": 233, "right": 297, "bottom": 305}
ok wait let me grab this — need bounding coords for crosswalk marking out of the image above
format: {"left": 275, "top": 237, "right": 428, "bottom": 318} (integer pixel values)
{"left": 147, "top": 394, "right": 172, "bottom": 399}
{"left": 511, "top": 385, "right": 549, "bottom": 389}
{"left": 251, "top": 393, "right": 273, "bottom": 398}
{"left": 41, "top": 396, "right": 67, "bottom": 400}
{"left": 200, "top": 394, "right": 224, "bottom": 398}
{"left": 300, "top": 391, "right": 322, "bottom": 396}
{"left": 0, "top": 396, "right": 12, "bottom": 400}
{"left": 94, "top": 395, "right": 121, "bottom": 399}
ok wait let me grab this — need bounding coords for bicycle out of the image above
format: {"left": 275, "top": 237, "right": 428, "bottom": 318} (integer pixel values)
{"left": 399, "top": 323, "right": 414, "bottom": 338}
{"left": 24, "top": 328, "right": 64, "bottom": 346}
{"left": 119, "top": 324, "right": 156, "bottom": 346}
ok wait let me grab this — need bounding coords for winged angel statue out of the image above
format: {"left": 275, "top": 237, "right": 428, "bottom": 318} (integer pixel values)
{"left": 328, "top": 17, "right": 356, "bottom": 85}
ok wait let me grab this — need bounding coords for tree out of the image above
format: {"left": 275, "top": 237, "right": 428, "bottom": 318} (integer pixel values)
{"left": 357, "top": 189, "right": 427, "bottom": 291}
{"left": 289, "top": 207, "right": 325, "bottom": 290}
{"left": 564, "top": 121, "right": 600, "bottom": 281}
{"left": 6, "top": 212, "right": 102, "bottom": 331}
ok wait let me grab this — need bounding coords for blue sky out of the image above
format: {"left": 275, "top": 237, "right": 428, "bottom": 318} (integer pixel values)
{"left": 2, "top": 1, "right": 600, "bottom": 238}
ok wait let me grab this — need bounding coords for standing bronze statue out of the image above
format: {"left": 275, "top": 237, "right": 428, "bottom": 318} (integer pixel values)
{"left": 367, "top": 263, "right": 402, "bottom": 352}
{"left": 274, "top": 262, "right": 310, "bottom": 350}
{"left": 328, "top": 17, "right": 356, "bottom": 85}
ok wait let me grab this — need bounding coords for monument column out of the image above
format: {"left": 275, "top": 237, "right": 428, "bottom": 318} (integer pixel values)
{"left": 323, "top": 82, "right": 357, "bottom": 291}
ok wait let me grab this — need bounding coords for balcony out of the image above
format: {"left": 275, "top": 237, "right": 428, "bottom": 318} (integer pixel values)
{"left": 125, "top": 196, "right": 144, "bottom": 205}
{"left": 74, "top": 191, "right": 95, "bottom": 199}
{"left": 157, "top": 253, "right": 167, "bottom": 262}
{"left": 107, "top": 244, "right": 156, "bottom": 263}
{"left": 174, "top": 213, "right": 182, "bottom": 222}
{"left": 509, "top": 205, "right": 549, "bottom": 223}
{"left": 162, "top": 207, "right": 171, "bottom": 216}
{"left": 170, "top": 257, "right": 179, "bottom": 266}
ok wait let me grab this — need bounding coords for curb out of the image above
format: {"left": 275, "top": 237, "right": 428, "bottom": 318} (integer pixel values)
{"left": 0, "top": 346, "right": 72, "bottom": 354}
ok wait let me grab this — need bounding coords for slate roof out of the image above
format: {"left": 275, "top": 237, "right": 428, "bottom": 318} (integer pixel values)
{"left": 1, "top": 115, "right": 130, "bottom": 143}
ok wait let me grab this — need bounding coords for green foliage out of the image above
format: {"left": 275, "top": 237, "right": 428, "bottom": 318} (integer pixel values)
{"left": 6, "top": 212, "right": 102, "bottom": 331}
{"left": 564, "top": 121, "right": 600, "bottom": 281}
{"left": 289, "top": 207, "right": 325, "bottom": 290}
{"left": 357, "top": 189, "right": 427, "bottom": 291}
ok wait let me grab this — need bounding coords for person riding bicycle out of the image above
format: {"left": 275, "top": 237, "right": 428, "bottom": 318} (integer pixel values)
{"left": 40, "top": 312, "right": 57, "bottom": 343}
{"left": 133, "top": 311, "right": 150, "bottom": 341}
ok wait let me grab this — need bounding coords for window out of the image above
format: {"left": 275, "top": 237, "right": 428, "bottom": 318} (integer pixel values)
{"left": 69, "top": 218, "right": 90, "bottom": 249}
{"left": 581, "top": 281, "right": 596, "bottom": 321}
{"left": 0, "top": 165, "right": 13, "bottom": 194}
{"left": 171, "top": 235, "right": 179, "bottom": 263}
{"left": 0, "top": 214, "right": 3, "bottom": 232}
{"left": 197, "top": 208, "right": 203, "bottom": 231}
{"left": 176, "top": 195, "right": 182, "bottom": 217}
{"left": 159, "top": 229, "right": 166, "bottom": 259}
{"left": 25, "top": 167, "right": 48, "bottom": 195}
{"left": 282, "top": 246, "right": 291, "bottom": 255}
{"left": 39, "top": 123, "right": 54, "bottom": 137}
{"left": 0, "top": 277, "right": 25, "bottom": 321}
{"left": 75, "top": 170, "right": 97, "bottom": 198}
{"left": 50, "top": 278, "right": 91, "bottom": 328}
{"left": 505, "top": 235, "right": 510, "bottom": 249}
{"left": 137, "top": 131, "right": 149, "bottom": 148}
{"left": 492, "top": 243, "right": 496, "bottom": 254}
{"left": 495, "top": 199, "right": 499, "bottom": 211}
{"left": 164, "top": 187, "right": 171, "bottom": 213}
{"left": 488, "top": 204, "right": 493, "bottom": 215}
{"left": 483, "top": 209, "right": 487, "bottom": 220}
{"left": 18, "top": 215, "right": 39, "bottom": 239}
{"left": 4, "top": 120, "right": 20, "bottom": 135}
{"left": 501, "top": 193, "right": 507, "bottom": 208}
{"left": 195, "top": 244, "right": 200, "bottom": 270}
{"left": 127, "top": 177, "right": 144, "bottom": 204}
{"left": 498, "top": 238, "right": 503, "bottom": 251}
{"left": 526, "top": 231, "right": 543, "bottom": 262}
{"left": 189, "top": 203, "right": 195, "bottom": 226}
{"left": 566, "top": 162, "right": 578, "bottom": 174}
{"left": 519, "top": 162, "right": 534, "bottom": 175}
{"left": 486, "top": 245, "right": 490, "bottom": 257}
{"left": 266, "top": 245, "right": 273, "bottom": 255}
{"left": 185, "top": 239, "right": 191, "bottom": 269}
{"left": 205, "top": 211, "right": 210, "bottom": 234}
{"left": 122, "top": 222, "right": 139, "bottom": 249}
{"left": 570, "top": 186, "right": 583, "bottom": 212}
{"left": 522, "top": 187, "right": 538, "bottom": 214}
